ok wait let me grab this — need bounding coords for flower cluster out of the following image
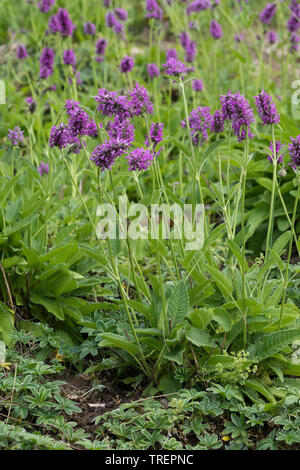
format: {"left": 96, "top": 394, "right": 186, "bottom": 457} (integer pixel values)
{"left": 8, "top": 126, "right": 24, "bottom": 146}
{"left": 37, "top": 161, "right": 49, "bottom": 176}
{"left": 105, "top": 11, "right": 124, "bottom": 36}
{"left": 38, "top": 0, "right": 55, "bottom": 13}
{"left": 288, "top": 136, "right": 300, "bottom": 169}
{"left": 16, "top": 44, "right": 28, "bottom": 60}
{"left": 128, "top": 83, "right": 154, "bottom": 116}
{"left": 39, "top": 46, "right": 55, "bottom": 78}
{"left": 146, "top": 0, "right": 163, "bottom": 21}
{"left": 95, "top": 38, "right": 108, "bottom": 62}
{"left": 180, "top": 32, "right": 197, "bottom": 62}
{"left": 147, "top": 63, "right": 160, "bottom": 78}
{"left": 145, "top": 122, "right": 164, "bottom": 155}
{"left": 126, "top": 148, "right": 154, "bottom": 171}
{"left": 220, "top": 91, "right": 255, "bottom": 142}
{"left": 255, "top": 90, "right": 280, "bottom": 125}
{"left": 91, "top": 140, "right": 127, "bottom": 172}
{"left": 95, "top": 89, "right": 131, "bottom": 119}
{"left": 259, "top": 3, "right": 277, "bottom": 24}
{"left": 187, "top": 0, "right": 211, "bottom": 15}
{"left": 162, "top": 58, "right": 188, "bottom": 77}
{"left": 188, "top": 106, "right": 214, "bottom": 146}
{"left": 120, "top": 56, "right": 134, "bottom": 73}
{"left": 210, "top": 20, "right": 223, "bottom": 39}
{"left": 84, "top": 21, "right": 96, "bottom": 36}
{"left": 48, "top": 8, "right": 76, "bottom": 37}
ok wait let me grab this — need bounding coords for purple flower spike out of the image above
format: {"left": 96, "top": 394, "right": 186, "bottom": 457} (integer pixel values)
{"left": 166, "top": 49, "right": 177, "bottom": 60}
{"left": 188, "top": 106, "right": 214, "bottom": 146}
{"left": 37, "top": 161, "right": 49, "bottom": 176}
{"left": 187, "top": 0, "right": 211, "bottom": 15}
{"left": 268, "top": 141, "right": 283, "bottom": 164}
{"left": 220, "top": 91, "right": 255, "bottom": 142}
{"left": 38, "top": 0, "right": 55, "bottom": 13}
{"left": 63, "top": 49, "right": 76, "bottom": 66}
{"left": 91, "top": 140, "right": 127, "bottom": 172}
{"left": 210, "top": 20, "right": 222, "bottom": 39}
{"left": 49, "top": 8, "right": 76, "bottom": 36}
{"left": 162, "top": 58, "right": 188, "bottom": 77}
{"left": 8, "top": 127, "right": 24, "bottom": 146}
{"left": 288, "top": 136, "right": 300, "bottom": 169}
{"left": 107, "top": 117, "right": 135, "bottom": 147}
{"left": 212, "top": 109, "right": 225, "bottom": 134}
{"left": 145, "top": 122, "right": 164, "bottom": 155}
{"left": 255, "top": 90, "right": 280, "bottom": 126}
{"left": 146, "top": 0, "right": 163, "bottom": 21}
{"left": 192, "top": 79, "right": 204, "bottom": 92}
{"left": 84, "top": 21, "right": 96, "bottom": 35}
{"left": 17, "top": 44, "right": 28, "bottom": 60}
{"left": 268, "top": 30, "right": 278, "bottom": 45}
{"left": 95, "top": 89, "right": 131, "bottom": 119}
{"left": 114, "top": 8, "right": 128, "bottom": 21}
{"left": 147, "top": 63, "right": 160, "bottom": 78}
{"left": 259, "top": 3, "right": 277, "bottom": 24}
{"left": 95, "top": 38, "right": 108, "bottom": 56}
{"left": 126, "top": 148, "right": 154, "bottom": 171}
{"left": 128, "top": 83, "right": 153, "bottom": 116}
{"left": 120, "top": 56, "right": 134, "bottom": 73}
{"left": 49, "top": 124, "right": 69, "bottom": 149}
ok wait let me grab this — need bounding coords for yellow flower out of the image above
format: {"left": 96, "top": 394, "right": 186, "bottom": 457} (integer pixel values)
{"left": 222, "top": 435, "right": 230, "bottom": 442}
{"left": 0, "top": 362, "right": 11, "bottom": 371}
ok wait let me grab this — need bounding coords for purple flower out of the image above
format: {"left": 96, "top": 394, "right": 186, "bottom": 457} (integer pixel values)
{"left": 166, "top": 48, "right": 178, "bottom": 60}
{"left": 287, "top": 1, "right": 300, "bottom": 33}
{"left": 187, "top": 0, "right": 211, "bottom": 15}
{"left": 91, "top": 140, "right": 127, "bottom": 171}
{"left": 84, "top": 21, "right": 96, "bottom": 35}
{"left": 145, "top": 122, "right": 164, "bottom": 155}
{"left": 163, "top": 57, "right": 188, "bottom": 77}
{"left": 255, "top": 90, "right": 280, "bottom": 125}
{"left": 103, "top": 0, "right": 110, "bottom": 6}
{"left": 235, "top": 34, "right": 244, "bottom": 43}
{"left": 146, "top": 0, "right": 163, "bottom": 21}
{"left": 210, "top": 20, "right": 222, "bottom": 39}
{"left": 63, "top": 49, "right": 76, "bottom": 66}
{"left": 49, "top": 124, "right": 69, "bottom": 149}
{"left": 185, "top": 39, "right": 197, "bottom": 62}
{"left": 114, "top": 8, "right": 128, "bottom": 21}
{"left": 268, "top": 30, "right": 278, "bottom": 44}
{"left": 120, "top": 56, "right": 134, "bottom": 73}
{"left": 290, "top": 32, "right": 300, "bottom": 52}
{"left": 40, "top": 65, "right": 53, "bottom": 79}
{"left": 288, "top": 135, "right": 300, "bottom": 168}
{"left": 105, "top": 11, "right": 124, "bottom": 36}
{"left": 126, "top": 148, "right": 154, "bottom": 171}
{"left": 49, "top": 8, "right": 75, "bottom": 36}
{"left": 40, "top": 46, "right": 55, "bottom": 68}
{"left": 128, "top": 83, "right": 153, "bottom": 116}
{"left": 95, "top": 89, "right": 131, "bottom": 120}
{"left": 220, "top": 91, "right": 255, "bottom": 142}
{"left": 188, "top": 106, "right": 213, "bottom": 146}
{"left": 26, "top": 97, "right": 37, "bottom": 113}
{"left": 180, "top": 31, "right": 190, "bottom": 48}
{"left": 95, "top": 38, "right": 108, "bottom": 56}
{"left": 192, "top": 79, "right": 203, "bottom": 91}
{"left": 37, "top": 161, "right": 49, "bottom": 176}
{"left": 8, "top": 127, "right": 24, "bottom": 146}
{"left": 212, "top": 109, "right": 225, "bottom": 134}
{"left": 268, "top": 141, "right": 283, "bottom": 164}
{"left": 17, "top": 44, "right": 28, "bottom": 60}
{"left": 107, "top": 117, "right": 135, "bottom": 147}
{"left": 38, "top": 0, "right": 55, "bottom": 12}
{"left": 147, "top": 63, "right": 160, "bottom": 78}
{"left": 259, "top": 3, "right": 277, "bottom": 24}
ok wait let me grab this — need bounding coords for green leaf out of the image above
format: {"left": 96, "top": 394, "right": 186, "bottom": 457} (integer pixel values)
{"left": 248, "top": 329, "right": 300, "bottom": 361}
{"left": 99, "top": 333, "right": 139, "bottom": 357}
{"left": 167, "top": 280, "right": 189, "bottom": 327}
{"left": 30, "top": 294, "right": 64, "bottom": 321}
{"left": 0, "top": 302, "right": 14, "bottom": 347}
{"left": 186, "top": 327, "right": 214, "bottom": 348}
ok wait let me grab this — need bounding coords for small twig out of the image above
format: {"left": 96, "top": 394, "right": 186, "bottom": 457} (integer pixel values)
{"left": 6, "top": 363, "right": 18, "bottom": 424}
